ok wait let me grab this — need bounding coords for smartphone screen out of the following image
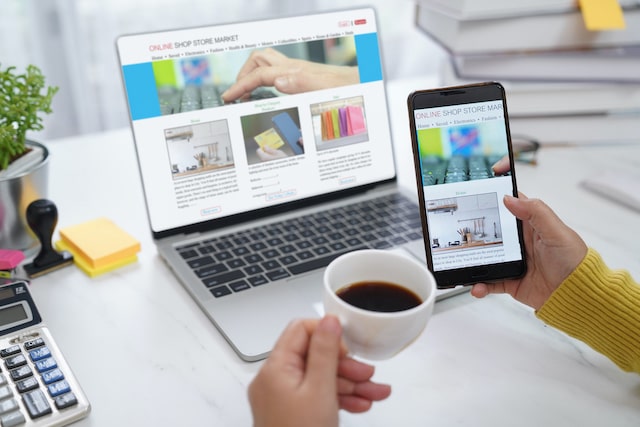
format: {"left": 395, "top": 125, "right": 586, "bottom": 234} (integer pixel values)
{"left": 407, "top": 82, "right": 526, "bottom": 288}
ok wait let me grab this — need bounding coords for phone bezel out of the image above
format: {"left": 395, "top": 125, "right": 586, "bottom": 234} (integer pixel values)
{"left": 407, "top": 82, "right": 527, "bottom": 289}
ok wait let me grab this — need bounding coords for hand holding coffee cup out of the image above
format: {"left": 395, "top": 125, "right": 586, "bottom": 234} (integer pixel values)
{"left": 323, "top": 249, "right": 437, "bottom": 360}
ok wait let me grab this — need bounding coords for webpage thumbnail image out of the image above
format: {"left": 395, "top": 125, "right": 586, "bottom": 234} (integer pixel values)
{"left": 165, "top": 120, "right": 234, "bottom": 179}
{"left": 310, "top": 96, "right": 368, "bottom": 151}
{"left": 241, "top": 107, "right": 303, "bottom": 165}
{"left": 417, "top": 121, "right": 508, "bottom": 186}
{"left": 151, "top": 36, "right": 358, "bottom": 115}
{"left": 427, "top": 193, "right": 503, "bottom": 253}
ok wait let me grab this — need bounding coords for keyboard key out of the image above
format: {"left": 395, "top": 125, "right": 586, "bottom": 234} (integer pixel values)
{"left": 248, "top": 275, "right": 268, "bottom": 287}
{"left": 41, "top": 368, "right": 64, "bottom": 385}
{"left": 24, "top": 338, "right": 45, "bottom": 350}
{"left": 262, "top": 249, "right": 280, "bottom": 259}
{"left": 249, "top": 242, "right": 267, "bottom": 251}
{"left": 54, "top": 392, "right": 78, "bottom": 410}
{"left": 47, "top": 379, "right": 71, "bottom": 397}
{"left": 5, "top": 354, "right": 27, "bottom": 370}
{"left": 214, "top": 251, "right": 233, "bottom": 262}
{"left": 229, "top": 280, "right": 251, "bottom": 292}
{"left": 244, "top": 265, "right": 264, "bottom": 276}
{"left": 266, "top": 269, "right": 291, "bottom": 281}
{"left": 288, "top": 249, "right": 363, "bottom": 276}
{"left": 261, "top": 260, "right": 281, "bottom": 271}
{"left": 210, "top": 286, "right": 232, "bottom": 298}
{"left": 244, "top": 254, "right": 264, "bottom": 264}
{"left": 227, "top": 259, "right": 246, "bottom": 269}
{"left": 195, "top": 263, "right": 229, "bottom": 278}
{"left": 23, "top": 389, "right": 52, "bottom": 419}
{"left": 0, "top": 410, "right": 24, "bottom": 427}
{"left": 0, "top": 346, "right": 20, "bottom": 358}
{"left": 279, "top": 255, "right": 298, "bottom": 265}
{"left": 29, "top": 346, "right": 51, "bottom": 362}
{"left": 188, "top": 256, "right": 215, "bottom": 269}
{"left": 202, "top": 270, "right": 245, "bottom": 288}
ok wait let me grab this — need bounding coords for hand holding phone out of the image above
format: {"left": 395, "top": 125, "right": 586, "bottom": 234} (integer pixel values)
{"left": 407, "top": 82, "right": 527, "bottom": 288}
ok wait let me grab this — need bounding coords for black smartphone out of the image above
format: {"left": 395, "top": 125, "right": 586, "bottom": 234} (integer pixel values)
{"left": 407, "top": 82, "right": 527, "bottom": 288}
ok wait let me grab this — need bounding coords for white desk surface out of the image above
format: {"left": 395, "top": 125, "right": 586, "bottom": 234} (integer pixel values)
{"left": 30, "top": 77, "right": 640, "bottom": 426}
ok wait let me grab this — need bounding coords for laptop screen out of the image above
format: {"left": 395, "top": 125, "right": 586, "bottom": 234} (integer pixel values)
{"left": 117, "top": 8, "right": 396, "bottom": 236}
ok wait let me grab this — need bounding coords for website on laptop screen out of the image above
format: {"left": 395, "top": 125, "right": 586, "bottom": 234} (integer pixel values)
{"left": 117, "top": 8, "right": 396, "bottom": 234}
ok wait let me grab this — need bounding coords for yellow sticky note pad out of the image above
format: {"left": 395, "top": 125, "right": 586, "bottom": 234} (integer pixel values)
{"left": 254, "top": 127, "right": 284, "bottom": 150}
{"left": 55, "top": 240, "right": 138, "bottom": 278}
{"left": 579, "top": 0, "right": 626, "bottom": 30}
{"left": 59, "top": 218, "right": 141, "bottom": 269}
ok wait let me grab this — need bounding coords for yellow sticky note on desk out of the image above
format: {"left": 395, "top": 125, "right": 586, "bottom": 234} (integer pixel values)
{"left": 59, "top": 218, "right": 141, "bottom": 269}
{"left": 579, "top": 0, "right": 626, "bottom": 30}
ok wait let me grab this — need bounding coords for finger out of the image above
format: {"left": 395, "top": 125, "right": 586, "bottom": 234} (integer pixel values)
{"left": 337, "top": 357, "right": 376, "bottom": 382}
{"left": 338, "top": 377, "right": 392, "bottom": 401}
{"left": 491, "top": 155, "right": 511, "bottom": 175}
{"left": 304, "top": 315, "right": 342, "bottom": 389}
{"left": 338, "top": 395, "right": 373, "bottom": 413}
{"left": 236, "top": 48, "right": 286, "bottom": 80}
{"left": 222, "top": 65, "right": 290, "bottom": 101}
{"left": 268, "top": 318, "right": 317, "bottom": 364}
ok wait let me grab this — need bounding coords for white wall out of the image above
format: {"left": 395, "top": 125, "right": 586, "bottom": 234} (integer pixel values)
{"left": 0, "top": 0, "right": 446, "bottom": 140}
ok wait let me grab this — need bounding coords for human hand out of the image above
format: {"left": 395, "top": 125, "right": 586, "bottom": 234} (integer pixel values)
{"left": 471, "top": 194, "right": 588, "bottom": 310}
{"left": 248, "top": 315, "right": 392, "bottom": 427}
{"left": 256, "top": 146, "right": 288, "bottom": 161}
{"left": 222, "top": 48, "right": 359, "bottom": 102}
{"left": 491, "top": 155, "right": 511, "bottom": 175}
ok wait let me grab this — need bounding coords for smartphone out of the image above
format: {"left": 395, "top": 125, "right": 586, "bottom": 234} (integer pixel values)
{"left": 407, "top": 82, "right": 527, "bottom": 288}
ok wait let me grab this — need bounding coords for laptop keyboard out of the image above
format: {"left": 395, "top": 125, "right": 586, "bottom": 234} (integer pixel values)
{"left": 175, "top": 193, "right": 424, "bottom": 298}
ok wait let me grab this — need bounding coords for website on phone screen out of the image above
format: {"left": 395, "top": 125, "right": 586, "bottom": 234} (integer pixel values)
{"left": 413, "top": 100, "right": 523, "bottom": 272}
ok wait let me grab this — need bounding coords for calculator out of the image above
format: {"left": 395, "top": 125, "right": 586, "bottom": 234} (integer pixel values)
{"left": 0, "top": 281, "right": 90, "bottom": 426}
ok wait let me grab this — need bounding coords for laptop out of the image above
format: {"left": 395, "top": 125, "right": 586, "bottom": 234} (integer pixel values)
{"left": 116, "top": 7, "right": 466, "bottom": 362}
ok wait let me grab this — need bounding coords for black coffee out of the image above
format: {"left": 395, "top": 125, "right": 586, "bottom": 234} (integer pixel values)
{"left": 336, "top": 281, "right": 422, "bottom": 313}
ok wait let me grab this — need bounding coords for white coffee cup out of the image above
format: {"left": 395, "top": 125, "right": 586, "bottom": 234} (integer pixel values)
{"left": 323, "top": 249, "right": 437, "bottom": 361}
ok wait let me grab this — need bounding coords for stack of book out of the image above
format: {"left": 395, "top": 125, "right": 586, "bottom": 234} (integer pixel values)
{"left": 415, "top": 0, "right": 640, "bottom": 144}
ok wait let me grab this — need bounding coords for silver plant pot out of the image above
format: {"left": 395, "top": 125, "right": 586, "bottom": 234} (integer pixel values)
{"left": 0, "top": 141, "right": 50, "bottom": 257}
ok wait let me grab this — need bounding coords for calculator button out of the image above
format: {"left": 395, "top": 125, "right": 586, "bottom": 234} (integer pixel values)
{"left": 0, "top": 346, "right": 20, "bottom": 359}
{"left": 28, "top": 347, "right": 51, "bottom": 362}
{"left": 0, "top": 410, "right": 25, "bottom": 427}
{"left": 54, "top": 392, "right": 78, "bottom": 410}
{"left": 15, "top": 377, "right": 39, "bottom": 394}
{"left": 9, "top": 366, "right": 32, "bottom": 382}
{"left": 4, "top": 355, "right": 26, "bottom": 370}
{"left": 41, "top": 368, "right": 64, "bottom": 385}
{"left": 0, "top": 386, "right": 13, "bottom": 400}
{"left": 47, "top": 380, "right": 70, "bottom": 398}
{"left": 23, "top": 389, "right": 52, "bottom": 419}
{"left": 34, "top": 358, "right": 57, "bottom": 373}
{"left": 0, "top": 398, "right": 19, "bottom": 415}
{"left": 23, "top": 338, "right": 44, "bottom": 351}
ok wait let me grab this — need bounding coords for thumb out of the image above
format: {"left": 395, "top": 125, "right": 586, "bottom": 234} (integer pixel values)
{"left": 304, "top": 315, "right": 342, "bottom": 390}
{"left": 503, "top": 195, "right": 565, "bottom": 238}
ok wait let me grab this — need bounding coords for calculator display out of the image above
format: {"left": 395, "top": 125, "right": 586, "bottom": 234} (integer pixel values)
{"left": 0, "top": 303, "right": 29, "bottom": 326}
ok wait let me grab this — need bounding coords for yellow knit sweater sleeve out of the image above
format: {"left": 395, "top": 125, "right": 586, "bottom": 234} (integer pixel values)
{"left": 536, "top": 248, "right": 640, "bottom": 374}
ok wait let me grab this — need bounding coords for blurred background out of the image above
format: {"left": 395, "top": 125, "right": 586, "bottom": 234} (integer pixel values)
{"left": 0, "top": 0, "right": 447, "bottom": 141}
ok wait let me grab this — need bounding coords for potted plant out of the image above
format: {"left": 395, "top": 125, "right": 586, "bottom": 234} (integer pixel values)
{"left": 0, "top": 63, "right": 58, "bottom": 255}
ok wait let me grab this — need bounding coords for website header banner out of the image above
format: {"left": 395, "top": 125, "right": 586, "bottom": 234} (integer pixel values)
{"left": 117, "top": 8, "right": 378, "bottom": 65}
